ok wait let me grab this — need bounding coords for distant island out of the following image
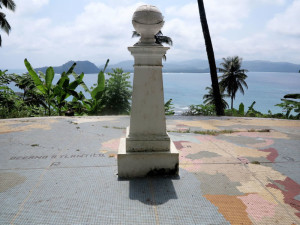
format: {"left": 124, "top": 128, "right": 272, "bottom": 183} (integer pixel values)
{"left": 103, "top": 59, "right": 300, "bottom": 73}
{"left": 35, "top": 60, "right": 99, "bottom": 74}
{"left": 34, "top": 59, "right": 300, "bottom": 74}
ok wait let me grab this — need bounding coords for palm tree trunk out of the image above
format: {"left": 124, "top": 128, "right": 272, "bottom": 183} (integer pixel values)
{"left": 197, "top": 0, "right": 224, "bottom": 116}
{"left": 231, "top": 96, "right": 234, "bottom": 111}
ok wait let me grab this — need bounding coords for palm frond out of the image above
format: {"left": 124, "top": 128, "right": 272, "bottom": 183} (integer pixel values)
{"left": 205, "top": 86, "right": 212, "bottom": 91}
{"left": 162, "top": 54, "right": 167, "bottom": 61}
{"left": 203, "top": 85, "right": 228, "bottom": 109}
{"left": 156, "top": 30, "right": 163, "bottom": 36}
{"left": 132, "top": 30, "right": 173, "bottom": 46}
{"left": 155, "top": 31, "right": 173, "bottom": 46}
{"left": 0, "top": 12, "right": 11, "bottom": 34}
{"left": 218, "top": 68, "right": 227, "bottom": 73}
{"left": 155, "top": 35, "right": 173, "bottom": 46}
{"left": 132, "top": 31, "right": 140, "bottom": 38}
{"left": 0, "top": 0, "right": 16, "bottom": 11}
{"left": 237, "top": 83, "right": 245, "bottom": 95}
{"left": 239, "top": 79, "right": 248, "bottom": 89}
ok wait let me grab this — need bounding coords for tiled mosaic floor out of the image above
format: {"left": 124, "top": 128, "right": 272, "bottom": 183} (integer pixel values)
{"left": 0, "top": 116, "right": 299, "bottom": 224}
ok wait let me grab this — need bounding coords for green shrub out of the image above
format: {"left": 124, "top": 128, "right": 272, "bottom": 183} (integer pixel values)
{"left": 101, "top": 68, "right": 132, "bottom": 115}
{"left": 238, "top": 103, "right": 244, "bottom": 116}
{"left": 275, "top": 95, "right": 300, "bottom": 119}
{"left": 165, "top": 99, "right": 175, "bottom": 115}
{"left": 183, "top": 104, "right": 216, "bottom": 116}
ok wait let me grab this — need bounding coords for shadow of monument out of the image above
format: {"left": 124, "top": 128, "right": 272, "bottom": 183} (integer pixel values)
{"left": 120, "top": 176, "right": 179, "bottom": 205}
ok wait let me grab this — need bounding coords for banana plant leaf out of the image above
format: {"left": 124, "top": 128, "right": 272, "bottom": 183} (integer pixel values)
{"left": 45, "top": 67, "right": 55, "bottom": 90}
{"left": 65, "top": 63, "right": 77, "bottom": 76}
{"left": 72, "top": 72, "right": 90, "bottom": 93}
{"left": 38, "top": 71, "right": 46, "bottom": 79}
{"left": 57, "top": 76, "right": 69, "bottom": 88}
{"left": 24, "top": 58, "right": 46, "bottom": 93}
{"left": 69, "top": 73, "right": 84, "bottom": 90}
{"left": 91, "top": 59, "right": 109, "bottom": 99}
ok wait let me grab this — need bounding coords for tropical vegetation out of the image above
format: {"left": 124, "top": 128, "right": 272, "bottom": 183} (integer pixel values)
{"left": 101, "top": 68, "right": 132, "bottom": 115}
{"left": 184, "top": 99, "right": 299, "bottom": 120}
{"left": 203, "top": 86, "right": 229, "bottom": 111}
{"left": 182, "top": 104, "right": 216, "bottom": 116}
{"left": 0, "top": 69, "right": 39, "bottom": 118}
{"left": 164, "top": 98, "right": 175, "bottom": 115}
{"left": 0, "top": 0, "right": 16, "bottom": 46}
{"left": 275, "top": 94, "right": 300, "bottom": 119}
{"left": 186, "top": 55, "right": 299, "bottom": 120}
{"left": 1, "top": 56, "right": 299, "bottom": 120}
{"left": 0, "top": 59, "right": 133, "bottom": 118}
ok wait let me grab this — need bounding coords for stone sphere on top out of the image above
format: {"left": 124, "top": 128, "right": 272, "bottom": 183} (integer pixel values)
{"left": 132, "top": 5, "right": 164, "bottom": 45}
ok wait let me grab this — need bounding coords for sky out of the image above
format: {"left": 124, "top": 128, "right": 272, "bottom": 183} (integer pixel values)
{"left": 0, "top": 0, "right": 299, "bottom": 69}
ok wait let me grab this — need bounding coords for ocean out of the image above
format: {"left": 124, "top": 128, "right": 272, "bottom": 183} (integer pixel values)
{"left": 162, "top": 72, "right": 300, "bottom": 115}
{"left": 79, "top": 72, "right": 300, "bottom": 115}
{"left": 7, "top": 71, "right": 300, "bottom": 115}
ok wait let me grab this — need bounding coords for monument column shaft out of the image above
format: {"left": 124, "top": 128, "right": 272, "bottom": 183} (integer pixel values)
{"left": 129, "top": 46, "right": 169, "bottom": 137}
{"left": 126, "top": 46, "right": 170, "bottom": 152}
{"left": 130, "top": 66, "right": 166, "bottom": 135}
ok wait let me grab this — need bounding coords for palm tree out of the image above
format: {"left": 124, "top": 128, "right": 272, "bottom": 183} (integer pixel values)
{"left": 203, "top": 86, "right": 229, "bottom": 110}
{"left": 219, "top": 56, "right": 248, "bottom": 110}
{"left": 0, "top": 0, "right": 16, "bottom": 47}
{"left": 197, "top": 0, "right": 224, "bottom": 116}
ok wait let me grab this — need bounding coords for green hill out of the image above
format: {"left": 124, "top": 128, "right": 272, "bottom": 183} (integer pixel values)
{"left": 35, "top": 60, "right": 99, "bottom": 74}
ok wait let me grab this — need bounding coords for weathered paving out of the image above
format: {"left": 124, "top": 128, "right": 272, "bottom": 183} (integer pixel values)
{"left": 0, "top": 116, "right": 299, "bottom": 224}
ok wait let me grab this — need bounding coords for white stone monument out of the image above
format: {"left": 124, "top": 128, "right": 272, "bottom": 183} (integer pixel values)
{"left": 118, "top": 5, "right": 179, "bottom": 178}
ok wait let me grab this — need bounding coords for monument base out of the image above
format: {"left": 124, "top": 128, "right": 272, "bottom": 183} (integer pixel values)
{"left": 126, "top": 127, "right": 170, "bottom": 152}
{"left": 117, "top": 138, "right": 179, "bottom": 178}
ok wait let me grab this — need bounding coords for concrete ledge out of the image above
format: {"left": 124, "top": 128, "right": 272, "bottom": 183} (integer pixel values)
{"left": 126, "top": 138, "right": 171, "bottom": 152}
{"left": 118, "top": 138, "right": 179, "bottom": 178}
{"left": 126, "top": 127, "right": 170, "bottom": 152}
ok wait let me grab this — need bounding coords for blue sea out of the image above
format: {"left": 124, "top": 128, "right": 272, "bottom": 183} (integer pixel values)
{"left": 7, "top": 71, "right": 300, "bottom": 115}
{"left": 162, "top": 72, "right": 300, "bottom": 115}
{"left": 78, "top": 72, "right": 300, "bottom": 115}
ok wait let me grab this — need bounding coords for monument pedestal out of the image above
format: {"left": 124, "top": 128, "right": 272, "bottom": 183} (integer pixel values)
{"left": 118, "top": 138, "right": 179, "bottom": 178}
{"left": 117, "top": 5, "right": 179, "bottom": 178}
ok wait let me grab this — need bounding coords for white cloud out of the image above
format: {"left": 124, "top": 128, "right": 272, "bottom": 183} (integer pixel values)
{"left": 162, "top": 0, "right": 300, "bottom": 63}
{"left": 14, "top": 0, "right": 49, "bottom": 16}
{"left": 3, "top": 2, "right": 146, "bottom": 67}
{"left": 6, "top": 17, "right": 52, "bottom": 51}
{"left": 165, "top": 1, "right": 249, "bottom": 34}
{"left": 267, "top": 0, "right": 300, "bottom": 36}
{"left": 162, "top": 0, "right": 252, "bottom": 61}
{"left": 1, "top": 0, "right": 299, "bottom": 69}
{"left": 51, "top": 2, "right": 144, "bottom": 64}
{"left": 165, "top": 0, "right": 289, "bottom": 35}
{"left": 4, "top": 0, "right": 51, "bottom": 48}
{"left": 248, "top": 0, "right": 286, "bottom": 6}
{"left": 211, "top": 32, "right": 300, "bottom": 63}
{"left": 162, "top": 1, "right": 255, "bottom": 62}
